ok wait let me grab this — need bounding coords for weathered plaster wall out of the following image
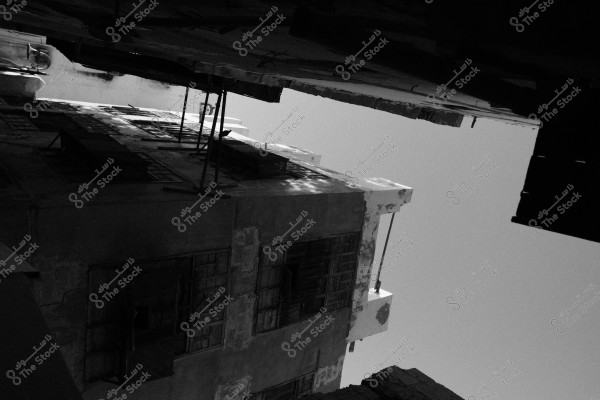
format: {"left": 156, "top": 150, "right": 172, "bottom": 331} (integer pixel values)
{"left": 0, "top": 188, "right": 362, "bottom": 399}
{"left": 348, "top": 178, "right": 412, "bottom": 343}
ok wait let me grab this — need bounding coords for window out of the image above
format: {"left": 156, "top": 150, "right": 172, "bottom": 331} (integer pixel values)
{"left": 212, "top": 139, "right": 330, "bottom": 182}
{"left": 187, "top": 252, "right": 229, "bottom": 352}
{"left": 127, "top": 261, "right": 183, "bottom": 379}
{"left": 286, "top": 162, "right": 329, "bottom": 180}
{"left": 36, "top": 147, "right": 186, "bottom": 183}
{"left": 211, "top": 139, "right": 288, "bottom": 180}
{"left": 36, "top": 124, "right": 187, "bottom": 183}
{"left": 37, "top": 101, "right": 79, "bottom": 112}
{"left": 85, "top": 250, "right": 229, "bottom": 384}
{"left": 0, "top": 112, "right": 38, "bottom": 131}
{"left": 135, "top": 152, "right": 189, "bottom": 183}
{"left": 254, "top": 372, "right": 315, "bottom": 400}
{"left": 129, "top": 119, "right": 207, "bottom": 142}
{"left": 68, "top": 114, "right": 120, "bottom": 135}
{"left": 0, "top": 95, "right": 31, "bottom": 106}
{"left": 102, "top": 106, "right": 158, "bottom": 117}
{"left": 255, "top": 233, "right": 359, "bottom": 333}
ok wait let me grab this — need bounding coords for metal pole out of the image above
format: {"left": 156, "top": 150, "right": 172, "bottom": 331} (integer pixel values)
{"left": 199, "top": 89, "right": 222, "bottom": 190}
{"left": 178, "top": 85, "right": 190, "bottom": 143}
{"left": 214, "top": 89, "right": 227, "bottom": 184}
{"left": 375, "top": 213, "right": 395, "bottom": 294}
{"left": 196, "top": 88, "right": 211, "bottom": 152}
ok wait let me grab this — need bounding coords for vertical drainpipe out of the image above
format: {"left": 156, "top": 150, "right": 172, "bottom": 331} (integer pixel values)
{"left": 199, "top": 86, "right": 223, "bottom": 190}
{"left": 375, "top": 213, "right": 395, "bottom": 294}
{"left": 178, "top": 85, "right": 190, "bottom": 143}
{"left": 215, "top": 88, "right": 227, "bottom": 184}
{"left": 196, "top": 86, "right": 212, "bottom": 152}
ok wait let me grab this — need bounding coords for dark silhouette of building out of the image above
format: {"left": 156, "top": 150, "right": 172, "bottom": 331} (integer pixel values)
{"left": 2, "top": 0, "right": 597, "bottom": 241}
{"left": 304, "top": 366, "right": 464, "bottom": 400}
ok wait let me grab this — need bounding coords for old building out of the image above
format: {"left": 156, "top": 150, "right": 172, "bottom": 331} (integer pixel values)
{"left": 0, "top": 75, "right": 411, "bottom": 399}
{"left": 2, "top": 0, "right": 595, "bottom": 396}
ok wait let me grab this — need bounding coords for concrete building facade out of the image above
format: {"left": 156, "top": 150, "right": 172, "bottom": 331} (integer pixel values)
{"left": 0, "top": 92, "right": 412, "bottom": 399}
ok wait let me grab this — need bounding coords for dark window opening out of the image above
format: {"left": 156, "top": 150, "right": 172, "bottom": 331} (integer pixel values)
{"left": 40, "top": 101, "right": 79, "bottom": 112}
{"left": 0, "top": 111, "right": 39, "bottom": 131}
{"left": 210, "top": 138, "right": 329, "bottom": 181}
{"left": 25, "top": 100, "right": 79, "bottom": 113}
{"left": 85, "top": 250, "right": 230, "bottom": 385}
{"left": 68, "top": 113, "right": 120, "bottom": 136}
{"left": 187, "top": 252, "right": 229, "bottom": 352}
{"left": 36, "top": 147, "right": 185, "bottom": 183}
{"left": 36, "top": 125, "right": 187, "bottom": 183}
{"left": 135, "top": 152, "right": 189, "bottom": 182}
{"left": 102, "top": 106, "right": 158, "bottom": 118}
{"left": 0, "top": 95, "right": 33, "bottom": 106}
{"left": 210, "top": 138, "right": 288, "bottom": 180}
{"left": 255, "top": 233, "right": 359, "bottom": 333}
{"left": 129, "top": 119, "right": 209, "bottom": 142}
{"left": 286, "top": 162, "right": 330, "bottom": 180}
{"left": 254, "top": 372, "right": 315, "bottom": 400}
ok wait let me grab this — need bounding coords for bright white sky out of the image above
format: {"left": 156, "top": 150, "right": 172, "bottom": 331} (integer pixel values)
{"left": 53, "top": 55, "right": 600, "bottom": 400}
{"left": 227, "top": 89, "right": 600, "bottom": 400}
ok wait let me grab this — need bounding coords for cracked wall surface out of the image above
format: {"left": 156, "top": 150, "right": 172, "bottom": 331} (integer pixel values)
{"left": 348, "top": 178, "right": 412, "bottom": 343}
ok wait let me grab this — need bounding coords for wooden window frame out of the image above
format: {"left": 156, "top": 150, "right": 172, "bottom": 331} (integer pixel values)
{"left": 84, "top": 249, "right": 230, "bottom": 384}
{"left": 254, "top": 233, "right": 359, "bottom": 334}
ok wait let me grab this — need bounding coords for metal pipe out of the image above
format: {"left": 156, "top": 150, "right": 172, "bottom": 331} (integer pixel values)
{"left": 214, "top": 89, "right": 227, "bottom": 184}
{"left": 178, "top": 85, "right": 190, "bottom": 143}
{"left": 375, "top": 213, "right": 395, "bottom": 294}
{"left": 195, "top": 88, "right": 211, "bottom": 151}
{"left": 199, "top": 89, "right": 222, "bottom": 190}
